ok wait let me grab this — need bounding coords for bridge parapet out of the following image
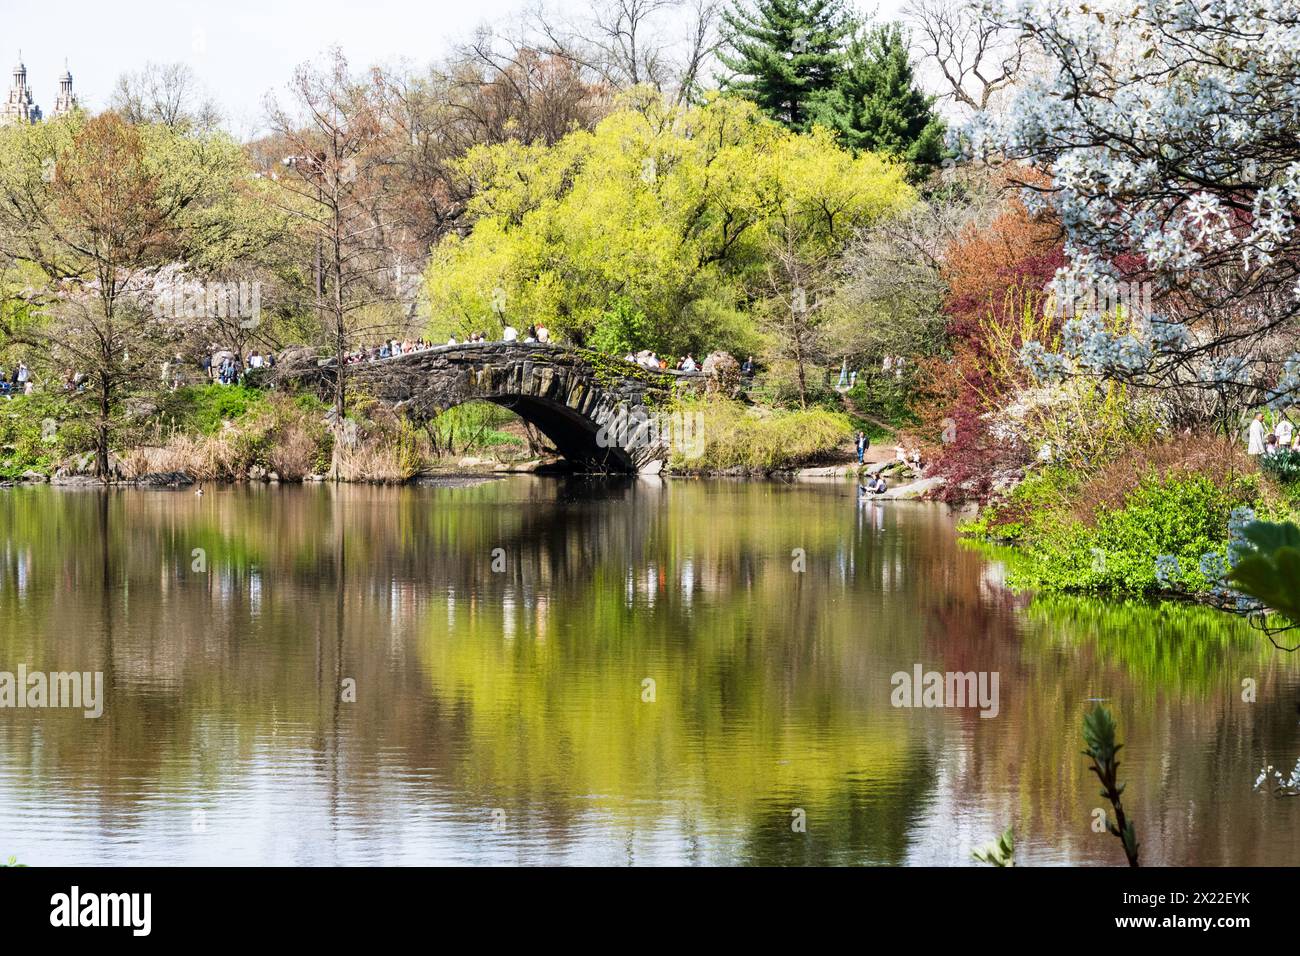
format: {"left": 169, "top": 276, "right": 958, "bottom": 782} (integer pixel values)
{"left": 278, "top": 343, "right": 704, "bottom": 473}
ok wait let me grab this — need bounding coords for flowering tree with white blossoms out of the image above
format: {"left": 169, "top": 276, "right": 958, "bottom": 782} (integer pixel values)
{"left": 966, "top": 0, "right": 1300, "bottom": 430}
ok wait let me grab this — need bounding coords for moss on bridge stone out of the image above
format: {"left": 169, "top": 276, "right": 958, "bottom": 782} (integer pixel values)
{"left": 280, "top": 343, "right": 702, "bottom": 473}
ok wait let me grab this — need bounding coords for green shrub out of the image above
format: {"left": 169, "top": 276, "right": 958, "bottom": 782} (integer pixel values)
{"left": 157, "top": 384, "right": 270, "bottom": 436}
{"left": 0, "top": 392, "right": 90, "bottom": 478}
{"left": 1013, "top": 472, "right": 1263, "bottom": 593}
{"left": 669, "top": 398, "right": 850, "bottom": 473}
{"left": 958, "top": 466, "right": 1080, "bottom": 545}
{"left": 1259, "top": 448, "right": 1300, "bottom": 484}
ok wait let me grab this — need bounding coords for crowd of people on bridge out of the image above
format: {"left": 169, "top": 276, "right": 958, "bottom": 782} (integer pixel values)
{"left": 618, "top": 352, "right": 763, "bottom": 375}
{"left": 145, "top": 327, "right": 568, "bottom": 391}
{"left": 623, "top": 351, "right": 703, "bottom": 372}
{"left": 450, "top": 323, "right": 550, "bottom": 345}
{"left": 4, "top": 321, "right": 747, "bottom": 401}
{"left": 342, "top": 338, "right": 438, "bottom": 365}
{"left": 339, "top": 323, "right": 554, "bottom": 364}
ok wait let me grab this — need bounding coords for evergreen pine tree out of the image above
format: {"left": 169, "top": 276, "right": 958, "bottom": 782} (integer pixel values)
{"left": 808, "top": 22, "right": 946, "bottom": 179}
{"left": 719, "top": 0, "right": 854, "bottom": 131}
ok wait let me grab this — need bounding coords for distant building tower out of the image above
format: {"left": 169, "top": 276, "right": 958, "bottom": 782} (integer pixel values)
{"left": 1, "top": 56, "right": 43, "bottom": 125}
{"left": 52, "top": 63, "right": 76, "bottom": 117}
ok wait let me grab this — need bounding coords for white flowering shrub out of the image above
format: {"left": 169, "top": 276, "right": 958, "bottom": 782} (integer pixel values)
{"left": 985, "top": 376, "right": 1165, "bottom": 469}
{"left": 967, "top": 0, "right": 1300, "bottom": 418}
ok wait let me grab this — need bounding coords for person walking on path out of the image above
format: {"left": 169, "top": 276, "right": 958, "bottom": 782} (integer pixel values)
{"left": 855, "top": 431, "right": 868, "bottom": 464}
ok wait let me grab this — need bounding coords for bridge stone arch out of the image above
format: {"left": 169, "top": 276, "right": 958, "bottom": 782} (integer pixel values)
{"left": 280, "top": 343, "right": 701, "bottom": 473}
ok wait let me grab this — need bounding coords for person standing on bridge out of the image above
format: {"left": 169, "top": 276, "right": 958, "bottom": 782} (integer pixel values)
{"left": 503, "top": 324, "right": 518, "bottom": 342}
{"left": 536, "top": 324, "right": 550, "bottom": 343}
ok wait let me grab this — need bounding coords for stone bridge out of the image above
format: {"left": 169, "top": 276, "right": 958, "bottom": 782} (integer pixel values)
{"left": 278, "top": 343, "right": 703, "bottom": 473}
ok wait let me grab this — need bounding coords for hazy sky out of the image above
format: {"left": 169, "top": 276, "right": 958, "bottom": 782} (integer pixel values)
{"left": 4, "top": 0, "right": 906, "bottom": 137}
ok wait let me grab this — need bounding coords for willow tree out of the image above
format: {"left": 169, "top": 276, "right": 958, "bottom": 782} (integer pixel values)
{"left": 424, "top": 92, "right": 913, "bottom": 359}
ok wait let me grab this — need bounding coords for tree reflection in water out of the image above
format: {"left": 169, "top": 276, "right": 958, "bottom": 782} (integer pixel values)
{"left": 0, "top": 479, "right": 1295, "bottom": 864}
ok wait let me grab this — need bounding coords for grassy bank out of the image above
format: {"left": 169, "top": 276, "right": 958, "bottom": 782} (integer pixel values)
{"left": 667, "top": 398, "right": 851, "bottom": 474}
{"left": 1, "top": 384, "right": 530, "bottom": 483}
{"left": 960, "top": 435, "right": 1298, "bottom": 596}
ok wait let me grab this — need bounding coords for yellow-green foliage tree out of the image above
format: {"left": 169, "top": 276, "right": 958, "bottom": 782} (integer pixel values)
{"left": 425, "top": 90, "right": 913, "bottom": 357}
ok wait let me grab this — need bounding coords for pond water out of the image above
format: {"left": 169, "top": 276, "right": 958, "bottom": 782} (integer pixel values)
{"left": 0, "top": 478, "right": 1296, "bottom": 865}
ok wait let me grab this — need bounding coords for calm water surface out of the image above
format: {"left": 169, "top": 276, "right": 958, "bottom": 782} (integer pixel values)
{"left": 0, "top": 478, "right": 1297, "bottom": 865}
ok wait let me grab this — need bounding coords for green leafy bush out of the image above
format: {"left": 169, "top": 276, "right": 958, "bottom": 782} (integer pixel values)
{"left": 957, "top": 466, "right": 1080, "bottom": 545}
{"left": 157, "top": 384, "right": 270, "bottom": 436}
{"left": 1259, "top": 448, "right": 1300, "bottom": 484}
{"left": 1012, "top": 472, "right": 1263, "bottom": 593}
{"left": 669, "top": 398, "right": 849, "bottom": 473}
{"left": 0, "top": 392, "right": 90, "bottom": 478}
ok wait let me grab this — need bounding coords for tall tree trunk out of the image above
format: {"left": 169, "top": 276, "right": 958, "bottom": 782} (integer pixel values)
{"left": 793, "top": 316, "right": 808, "bottom": 409}
{"left": 96, "top": 376, "right": 111, "bottom": 481}
{"left": 329, "top": 217, "right": 347, "bottom": 481}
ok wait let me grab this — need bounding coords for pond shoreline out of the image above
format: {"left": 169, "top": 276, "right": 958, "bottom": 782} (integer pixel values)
{"left": 1, "top": 460, "right": 946, "bottom": 495}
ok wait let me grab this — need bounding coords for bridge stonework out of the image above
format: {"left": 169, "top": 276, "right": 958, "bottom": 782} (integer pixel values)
{"left": 281, "top": 343, "right": 701, "bottom": 474}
